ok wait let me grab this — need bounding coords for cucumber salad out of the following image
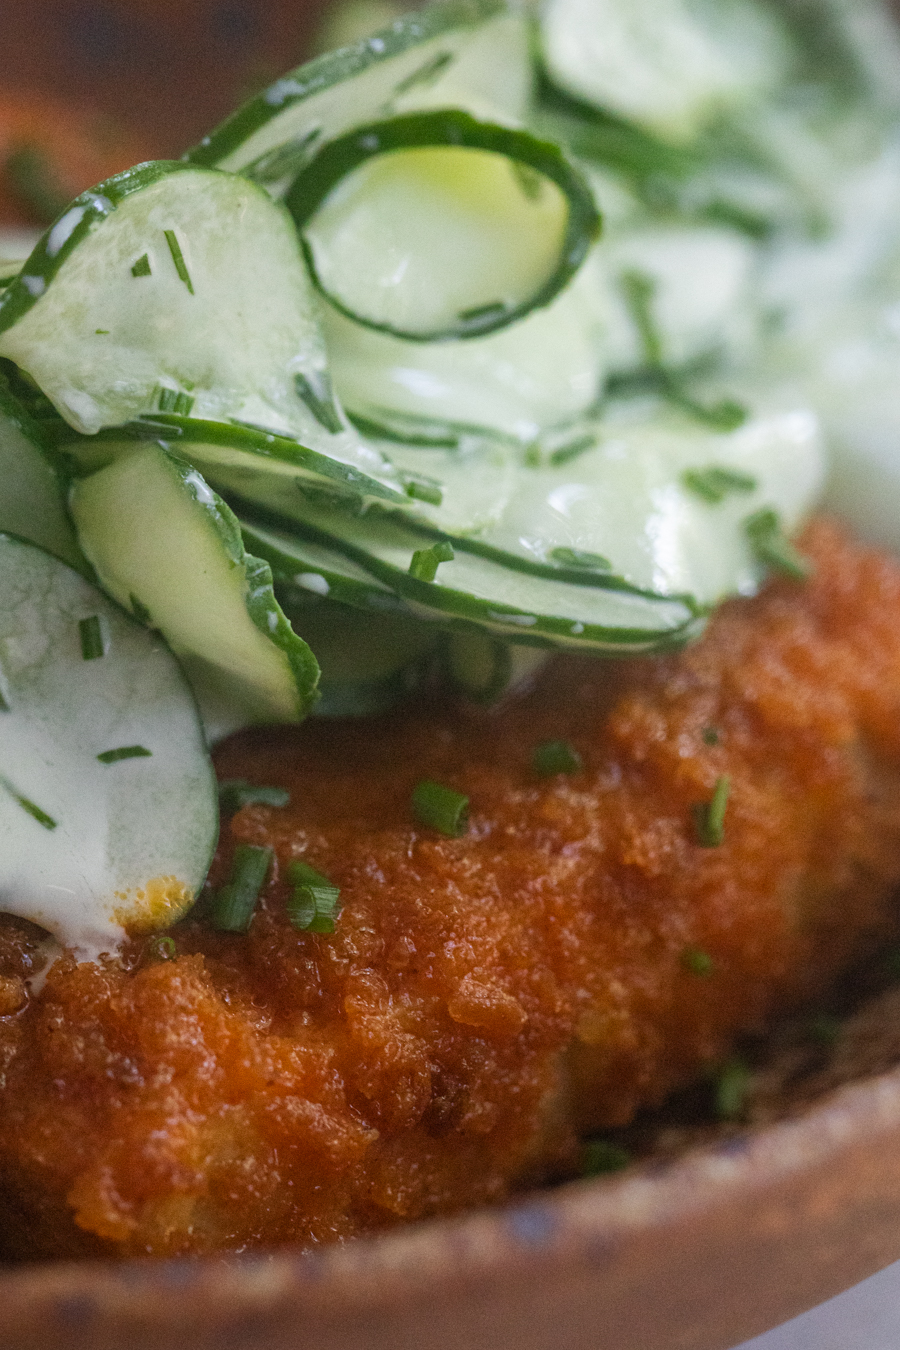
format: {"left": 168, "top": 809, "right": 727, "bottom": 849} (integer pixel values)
{"left": 1, "top": 0, "right": 899, "bottom": 956}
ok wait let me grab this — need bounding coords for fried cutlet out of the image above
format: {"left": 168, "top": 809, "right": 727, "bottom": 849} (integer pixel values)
{"left": 0, "top": 517, "right": 899, "bottom": 1258}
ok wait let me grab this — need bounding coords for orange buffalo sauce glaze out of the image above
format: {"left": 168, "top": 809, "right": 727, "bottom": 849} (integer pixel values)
{"left": 1, "top": 518, "right": 900, "bottom": 1258}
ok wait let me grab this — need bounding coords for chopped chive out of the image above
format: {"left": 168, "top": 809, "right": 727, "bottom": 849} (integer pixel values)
{"left": 458, "top": 300, "right": 508, "bottom": 327}
{"left": 403, "top": 475, "right": 444, "bottom": 506}
{"left": 164, "top": 229, "right": 194, "bottom": 294}
{"left": 97, "top": 745, "right": 152, "bottom": 764}
{"left": 295, "top": 371, "right": 344, "bottom": 433}
{"left": 78, "top": 615, "right": 106, "bottom": 661}
{"left": 682, "top": 947, "right": 714, "bottom": 976}
{"left": 692, "top": 775, "right": 730, "bottom": 848}
{"left": 393, "top": 49, "right": 454, "bottom": 96}
{"left": 682, "top": 465, "right": 758, "bottom": 505}
{"left": 412, "top": 779, "right": 469, "bottom": 837}
{"left": 145, "top": 934, "right": 177, "bottom": 963}
{"left": 806, "top": 1013, "right": 842, "bottom": 1046}
{"left": 701, "top": 726, "right": 721, "bottom": 746}
{"left": 131, "top": 253, "right": 151, "bottom": 278}
{"left": 95, "top": 329, "right": 110, "bottom": 335}
{"left": 548, "top": 434, "right": 596, "bottom": 466}
{"left": 155, "top": 386, "right": 195, "bottom": 416}
{"left": 287, "top": 860, "right": 341, "bottom": 934}
{"left": 210, "top": 844, "right": 273, "bottom": 933}
{"left": 550, "top": 546, "right": 613, "bottom": 572}
{"left": 714, "top": 1057, "right": 751, "bottom": 1120}
{"left": 409, "top": 541, "right": 454, "bottom": 583}
{"left": 1, "top": 776, "right": 57, "bottom": 830}
{"left": 744, "top": 508, "right": 812, "bottom": 580}
{"left": 532, "top": 739, "right": 583, "bottom": 777}
{"left": 218, "top": 779, "right": 290, "bottom": 815}
{"left": 129, "top": 593, "right": 153, "bottom": 626}
{"left": 668, "top": 390, "right": 747, "bottom": 432}
{"left": 582, "top": 1139, "right": 631, "bottom": 1176}
{"left": 0, "top": 683, "right": 9, "bottom": 711}
{"left": 620, "top": 269, "right": 663, "bottom": 366}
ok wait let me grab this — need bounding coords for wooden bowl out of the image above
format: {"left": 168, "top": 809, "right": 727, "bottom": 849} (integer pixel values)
{"left": 2, "top": 3, "right": 900, "bottom": 1347}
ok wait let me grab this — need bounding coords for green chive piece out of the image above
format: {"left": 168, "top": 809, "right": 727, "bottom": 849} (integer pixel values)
{"left": 78, "top": 615, "right": 105, "bottom": 661}
{"left": 682, "top": 465, "right": 757, "bottom": 505}
{"left": 403, "top": 476, "right": 444, "bottom": 506}
{"left": 692, "top": 775, "right": 730, "bottom": 848}
{"left": 668, "top": 391, "right": 748, "bottom": 432}
{"left": 744, "top": 508, "right": 812, "bottom": 580}
{"left": 714, "top": 1057, "right": 752, "bottom": 1120}
{"left": 682, "top": 947, "right": 714, "bottom": 976}
{"left": 1, "top": 776, "right": 57, "bottom": 830}
{"left": 409, "top": 541, "right": 454, "bottom": 583}
{"left": 164, "top": 229, "right": 195, "bottom": 294}
{"left": 294, "top": 371, "right": 344, "bottom": 433}
{"left": 129, "top": 593, "right": 153, "bottom": 626}
{"left": 131, "top": 253, "right": 151, "bottom": 278}
{"left": 287, "top": 860, "right": 341, "bottom": 934}
{"left": 548, "top": 434, "right": 596, "bottom": 466}
{"left": 95, "top": 329, "right": 110, "bottom": 335}
{"left": 582, "top": 1140, "right": 631, "bottom": 1176}
{"left": 701, "top": 726, "right": 721, "bottom": 746}
{"left": 210, "top": 844, "right": 273, "bottom": 933}
{"left": 97, "top": 745, "right": 153, "bottom": 764}
{"left": 218, "top": 779, "right": 290, "bottom": 815}
{"left": 412, "top": 779, "right": 469, "bottom": 837}
{"left": 550, "top": 546, "right": 613, "bottom": 572}
{"left": 620, "top": 269, "right": 663, "bottom": 366}
{"left": 145, "top": 934, "right": 177, "bottom": 963}
{"left": 806, "top": 1013, "right": 842, "bottom": 1046}
{"left": 533, "top": 739, "right": 583, "bottom": 777}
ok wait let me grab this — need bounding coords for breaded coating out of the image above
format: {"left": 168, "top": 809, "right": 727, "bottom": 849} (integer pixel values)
{"left": 2, "top": 518, "right": 900, "bottom": 1258}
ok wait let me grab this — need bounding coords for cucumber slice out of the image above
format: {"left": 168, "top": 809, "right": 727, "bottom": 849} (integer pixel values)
{"left": 323, "top": 248, "right": 612, "bottom": 441}
{"left": 187, "top": 0, "right": 531, "bottom": 190}
{"left": 287, "top": 110, "right": 600, "bottom": 341}
{"left": 0, "top": 370, "right": 83, "bottom": 568}
{"left": 0, "top": 162, "right": 401, "bottom": 499}
{"left": 449, "top": 403, "right": 824, "bottom": 604}
{"left": 68, "top": 445, "right": 320, "bottom": 734}
{"left": 444, "top": 630, "right": 549, "bottom": 703}
{"left": 540, "top": 0, "right": 792, "bottom": 144}
{"left": 0, "top": 533, "right": 216, "bottom": 960}
{"left": 54, "top": 414, "right": 409, "bottom": 508}
{"left": 277, "top": 589, "right": 441, "bottom": 716}
{"left": 235, "top": 505, "right": 703, "bottom": 654}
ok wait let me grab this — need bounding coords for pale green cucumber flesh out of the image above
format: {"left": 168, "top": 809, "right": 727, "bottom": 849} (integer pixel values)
{"left": 68, "top": 445, "right": 320, "bottom": 737}
{"left": 235, "top": 503, "right": 703, "bottom": 653}
{"left": 288, "top": 111, "right": 600, "bottom": 341}
{"left": 0, "top": 163, "right": 401, "bottom": 500}
{"left": 0, "top": 371, "right": 84, "bottom": 569}
{"left": 0, "top": 532, "right": 217, "bottom": 959}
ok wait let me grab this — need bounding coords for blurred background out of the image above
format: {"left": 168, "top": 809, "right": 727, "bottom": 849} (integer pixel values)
{"left": 0, "top": 0, "right": 405, "bottom": 228}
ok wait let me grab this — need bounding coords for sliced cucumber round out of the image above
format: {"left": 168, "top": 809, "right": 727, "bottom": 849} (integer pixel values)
{"left": 0, "top": 532, "right": 216, "bottom": 960}
{"left": 322, "top": 247, "right": 612, "bottom": 441}
{"left": 187, "top": 0, "right": 531, "bottom": 190}
{"left": 287, "top": 110, "right": 600, "bottom": 341}
{"left": 0, "top": 162, "right": 399, "bottom": 500}
{"left": 540, "top": 0, "right": 792, "bottom": 144}
{"left": 0, "top": 369, "right": 84, "bottom": 569}
{"left": 235, "top": 504, "right": 703, "bottom": 655}
{"left": 68, "top": 445, "right": 320, "bottom": 736}
{"left": 443, "top": 629, "right": 549, "bottom": 703}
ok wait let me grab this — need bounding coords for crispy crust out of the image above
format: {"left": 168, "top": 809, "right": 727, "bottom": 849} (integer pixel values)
{"left": 1, "top": 518, "right": 900, "bottom": 1258}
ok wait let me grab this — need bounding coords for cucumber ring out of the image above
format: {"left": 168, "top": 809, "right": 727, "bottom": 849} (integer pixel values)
{"left": 286, "top": 109, "right": 601, "bottom": 341}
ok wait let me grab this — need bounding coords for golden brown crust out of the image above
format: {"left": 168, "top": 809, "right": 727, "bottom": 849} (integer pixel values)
{"left": 2, "top": 518, "right": 900, "bottom": 1257}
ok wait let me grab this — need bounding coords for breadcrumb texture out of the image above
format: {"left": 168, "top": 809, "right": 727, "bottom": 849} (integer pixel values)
{"left": 2, "top": 519, "right": 900, "bottom": 1258}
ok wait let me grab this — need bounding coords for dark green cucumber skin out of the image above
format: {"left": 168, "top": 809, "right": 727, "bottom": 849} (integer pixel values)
{"left": 286, "top": 109, "right": 601, "bottom": 341}
{"left": 0, "top": 162, "right": 203, "bottom": 336}
{"left": 184, "top": 0, "right": 507, "bottom": 170}
{"left": 53, "top": 414, "right": 409, "bottom": 506}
